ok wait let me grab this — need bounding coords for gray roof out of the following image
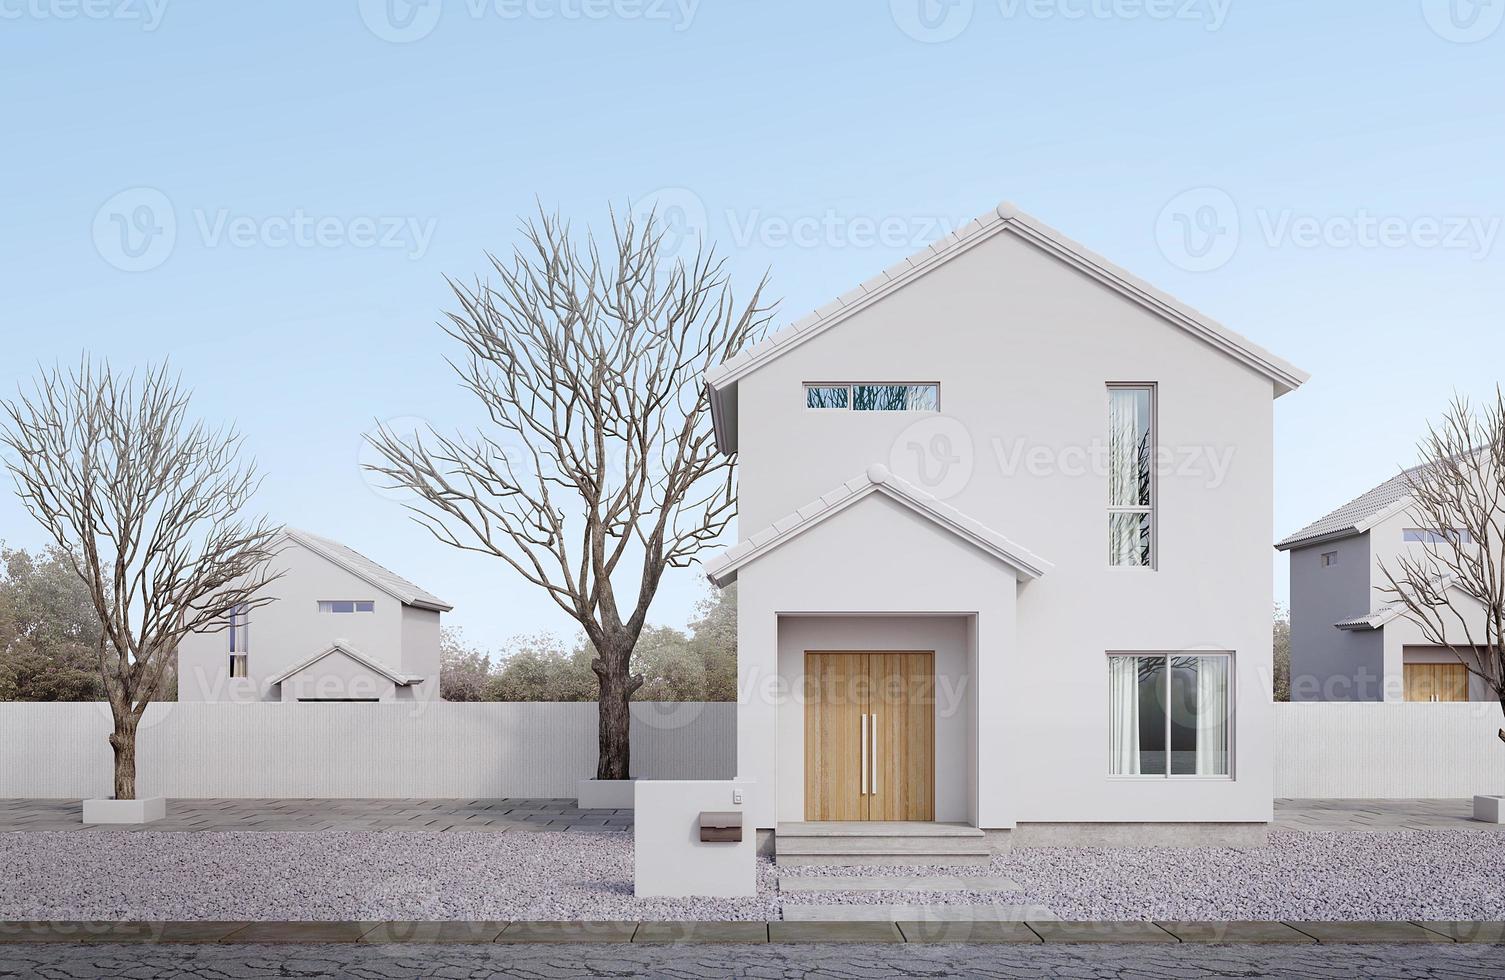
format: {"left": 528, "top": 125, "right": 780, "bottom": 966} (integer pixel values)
{"left": 267, "top": 640, "right": 423, "bottom": 687}
{"left": 283, "top": 528, "right": 453, "bottom": 612}
{"left": 1275, "top": 466, "right": 1420, "bottom": 551}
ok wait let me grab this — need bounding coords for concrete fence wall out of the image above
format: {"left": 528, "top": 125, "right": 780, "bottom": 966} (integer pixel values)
{"left": 0, "top": 701, "right": 735, "bottom": 799}
{"left": 4, "top": 700, "right": 1504, "bottom": 800}
{"left": 1274, "top": 702, "right": 1505, "bottom": 798}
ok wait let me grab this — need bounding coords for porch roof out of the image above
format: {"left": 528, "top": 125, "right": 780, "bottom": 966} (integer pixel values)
{"left": 704, "top": 464, "right": 1052, "bottom": 587}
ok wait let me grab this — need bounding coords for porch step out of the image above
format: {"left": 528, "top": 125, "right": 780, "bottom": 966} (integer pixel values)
{"left": 775, "top": 822, "right": 992, "bottom": 868}
{"left": 779, "top": 873, "right": 1022, "bottom": 893}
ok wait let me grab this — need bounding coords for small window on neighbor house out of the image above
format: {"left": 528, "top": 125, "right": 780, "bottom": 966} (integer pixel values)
{"left": 318, "top": 600, "right": 375, "bottom": 613}
{"left": 228, "top": 603, "right": 249, "bottom": 653}
{"left": 1321, "top": 551, "right": 1338, "bottom": 567}
{"left": 804, "top": 383, "right": 938, "bottom": 411}
{"left": 1403, "top": 528, "right": 1474, "bottom": 545}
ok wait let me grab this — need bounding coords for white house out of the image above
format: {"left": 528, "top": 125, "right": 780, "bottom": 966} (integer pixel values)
{"left": 176, "top": 528, "right": 452, "bottom": 703}
{"left": 704, "top": 202, "right": 1307, "bottom": 854}
{"left": 1277, "top": 468, "right": 1493, "bottom": 703}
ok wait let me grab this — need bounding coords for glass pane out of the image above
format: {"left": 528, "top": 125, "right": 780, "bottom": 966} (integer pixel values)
{"left": 1108, "top": 656, "right": 1140, "bottom": 775}
{"left": 806, "top": 386, "right": 849, "bottom": 409}
{"left": 853, "top": 384, "right": 910, "bottom": 411}
{"left": 1136, "top": 658, "right": 1167, "bottom": 775}
{"left": 1169, "top": 657, "right": 1199, "bottom": 775}
{"left": 1109, "top": 512, "right": 1152, "bottom": 566}
{"left": 355, "top": 601, "right": 374, "bottom": 613}
{"left": 906, "top": 384, "right": 939, "bottom": 411}
{"left": 1108, "top": 387, "right": 1152, "bottom": 507}
{"left": 1194, "top": 655, "right": 1229, "bottom": 775}
{"left": 332, "top": 601, "right": 355, "bottom": 613}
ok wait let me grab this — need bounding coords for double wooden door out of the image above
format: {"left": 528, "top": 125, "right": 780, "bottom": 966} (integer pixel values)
{"left": 1404, "top": 662, "right": 1469, "bottom": 702}
{"left": 804, "top": 651, "right": 934, "bottom": 821}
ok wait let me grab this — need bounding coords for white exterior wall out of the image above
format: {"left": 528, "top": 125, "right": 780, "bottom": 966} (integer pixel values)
{"left": 176, "top": 540, "right": 440, "bottom": 702}
{"left": 734, "top": 230, "right": 1277, "bottom": 828}
{"left": 400, "top": 606, "right": 443, "bottom": 702}
{"left": 1364, "top": 510, "right": 1494, "bottom": 702}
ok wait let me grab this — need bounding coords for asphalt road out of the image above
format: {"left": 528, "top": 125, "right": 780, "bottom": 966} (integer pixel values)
{"left": 4, "top": 943, "right": 1505, "bottom": 978}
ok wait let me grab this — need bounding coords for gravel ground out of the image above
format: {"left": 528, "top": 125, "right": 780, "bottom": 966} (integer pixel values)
{"left": 780, "top": 829, "right": 1505, "bottom": 921}
{"left": 4, "top": 828, "right": 1504, "bottom": 922}
{"left": 0, "top": 830, "right": 778, "bottom": 922}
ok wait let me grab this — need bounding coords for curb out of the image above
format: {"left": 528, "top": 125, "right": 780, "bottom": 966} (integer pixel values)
{"left": 0, "top": 920, "right": 1498, "bottom": 945}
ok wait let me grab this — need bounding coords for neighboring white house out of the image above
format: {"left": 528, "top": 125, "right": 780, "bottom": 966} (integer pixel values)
{"left": 176, "top": 528, "right": 452, "bottom": 703}
{"left": 704, "top": 201, "right": 1307, "bottom": 845}
{"left": 1277, "top": 469, "right": 1493, "bottom": 703}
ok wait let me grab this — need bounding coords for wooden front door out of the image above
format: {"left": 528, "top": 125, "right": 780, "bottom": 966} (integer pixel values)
{"left": 804, "top": 651, "right": 935, "bottom": 821}
{"left": 1404, "top": 662, "right": 1469, "bottom": 702}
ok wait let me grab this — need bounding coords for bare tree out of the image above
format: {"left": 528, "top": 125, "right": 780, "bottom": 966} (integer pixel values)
{"left": 0, "top": 360, "right": 281, "bottom": 799}
{"left": 1378, "top": 390, "right": 1505, "bottom": 740}
{"left": 366, "top": 206, "right": 771, "bottom": 780}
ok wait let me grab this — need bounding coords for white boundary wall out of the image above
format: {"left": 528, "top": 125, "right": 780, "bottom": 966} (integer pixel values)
{"left": 1274, "top": 702, "right": 1505, "bottom": 798}
{"left": 0, "top": 701, "right": 734, "bottom": 799}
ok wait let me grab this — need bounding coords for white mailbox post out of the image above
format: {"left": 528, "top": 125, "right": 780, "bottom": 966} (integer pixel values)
{"left": 633, "top": 779, "right": 755, "bottom": 898}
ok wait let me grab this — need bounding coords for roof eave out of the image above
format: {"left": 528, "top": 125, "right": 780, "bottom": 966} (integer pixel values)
{"left": 1275, "top": 526, "right": 1364, "bottom": 552}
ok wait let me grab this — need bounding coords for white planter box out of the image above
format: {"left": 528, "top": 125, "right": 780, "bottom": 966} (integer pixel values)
{"left": 82, "top": 797, "right": 167, "bottom": 824}
{"left": 1474, "top": 795, "right": 1504, "bottom": 823}
{"left": 577, "top": 778, "right": 637, "bottom": 810}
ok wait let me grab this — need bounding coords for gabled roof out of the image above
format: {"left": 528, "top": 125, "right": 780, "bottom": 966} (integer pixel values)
{"left": 1275, "top": 467, "right": 1421, "bottom": 551}
{"left": 280, "top": 528, "right": 452, "bottom": 612}
{"left": 1333, "top": 574, "right": 1460, "bottom": 632}
{"left": 706, "top": 201, "right": 1309, "bottom": 454}
{"left": 267, "top": 639, "right": 423, "bottom": 687}
{"left": 704, "top": 463, "right": 1051, "bottom": 587}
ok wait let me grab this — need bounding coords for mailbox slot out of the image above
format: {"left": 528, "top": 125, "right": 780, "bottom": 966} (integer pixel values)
{"left": 699, "top": 810, "right": 743, "bottom": 843}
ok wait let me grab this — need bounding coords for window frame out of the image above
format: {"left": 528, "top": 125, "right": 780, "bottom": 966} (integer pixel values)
{"left": 227, "top": 603, "right": 249, "bottom": 654}
{"left": 229, "top": 653, "right": 249, "bottom": 679}
{"left": 1403, "top": 527, "right": 1475, "bottom": 546}
{"left": 803, "top": 382, "right": 940, "bottom": 413}
{"left": 1106, "top": 383, "right": 1158, "bottom": 570}
{"left": 317, "top": 600, "right": 376, "bottom": 614}
{"left": 1106, "top": 651, "right": 1234, "bottom": 781}
{"left": 1321, "top": 551, "right": 1338, "bottom": 567}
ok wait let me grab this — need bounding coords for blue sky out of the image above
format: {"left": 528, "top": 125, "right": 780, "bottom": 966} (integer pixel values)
{"left": 1, "top": 1, "right": 1502, "bottom": 649}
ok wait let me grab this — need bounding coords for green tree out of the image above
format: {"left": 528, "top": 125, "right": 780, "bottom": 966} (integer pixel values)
{"left": 439, "top": 628, "right": 493, "bottom": 702}
{"left": 0, "top": 544, "right": 104, "bottom": 701}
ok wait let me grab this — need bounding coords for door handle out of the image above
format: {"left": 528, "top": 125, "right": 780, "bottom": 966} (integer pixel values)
{"left": 860, "top": 712, "right": 869, "bottom": 795}
{"left": 870, "top": 712, "right": 878, "bottom": 796}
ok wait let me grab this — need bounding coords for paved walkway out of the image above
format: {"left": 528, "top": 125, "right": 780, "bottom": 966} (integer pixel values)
{"left": 0, "top": 798, "right": 632, "bottom": 833}
{"left": 0, "top": 941, "right": 1501, "bottom": 979}
{"left": 3, "top": 797, "right": 1496, "bottom": 833}
{"left": 1272, "top": 798, "right": 1502, "bottom": 832}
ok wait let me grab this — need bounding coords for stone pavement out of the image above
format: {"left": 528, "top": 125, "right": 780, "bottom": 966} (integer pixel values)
{"left": 0, "top": 798, "right": 633, "bottom": 833}
{"left": 1272, "top": 798, "right": 1504, "bottom": 832}
{"left": 2, "top": 941, "right": 1504, "bottom": 979}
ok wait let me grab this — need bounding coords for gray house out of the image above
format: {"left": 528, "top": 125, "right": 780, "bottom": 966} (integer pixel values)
{"left": 1277, "top": 468, "right": 1491, "bottom": 702}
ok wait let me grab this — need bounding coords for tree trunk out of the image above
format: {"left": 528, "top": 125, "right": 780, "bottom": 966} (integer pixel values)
{"left": 596, "top": 669, "right": 633, "bottom": 780}
{"left": 108, "top": 714, "right": 138, "bottom": 801}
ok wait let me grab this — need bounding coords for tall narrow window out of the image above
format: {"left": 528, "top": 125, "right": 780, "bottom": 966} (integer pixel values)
{"left": 1108, "top": 385, "right": 1155, "bottom": 567}
{"left": 1109, "top": 654, "right": 1230, "bottom": 777}
{"left": 228, "top": 604, "right": 249, "bottom": 678}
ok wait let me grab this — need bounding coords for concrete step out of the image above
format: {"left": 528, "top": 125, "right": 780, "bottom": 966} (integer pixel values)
{"left": 779, "top": 821, "right": 984, "bottom": 838}
{"left": 775, "top": 821, "right": 992, "bottom": 867}
{"left": 778, "top": 873, "right": 1022, "bottom": 893}
{"left": 781, "top": 903, "right": 1058, "bottom": 922}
